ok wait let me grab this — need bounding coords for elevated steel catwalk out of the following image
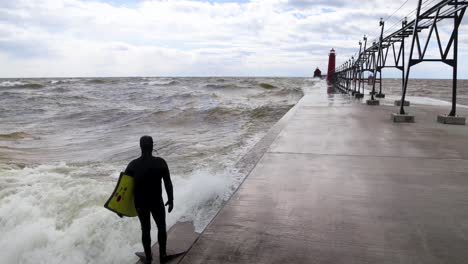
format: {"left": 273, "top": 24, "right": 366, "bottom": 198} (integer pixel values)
{"left": 332, "top": 0, "right": 467, "bottom": 121}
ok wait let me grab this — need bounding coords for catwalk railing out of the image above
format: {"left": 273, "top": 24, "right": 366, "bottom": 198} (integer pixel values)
{"left": 332, "top": 0, "right": 467, "bottom": 118}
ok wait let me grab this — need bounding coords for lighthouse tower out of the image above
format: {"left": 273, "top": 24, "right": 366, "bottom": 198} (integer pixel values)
{"left": 327, "top": 48, "right": 336, "bottom": 82}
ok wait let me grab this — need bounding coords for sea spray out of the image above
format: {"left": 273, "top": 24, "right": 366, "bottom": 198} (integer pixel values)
{"left": 0, "top": 162, "right": 243, "bottom": 264}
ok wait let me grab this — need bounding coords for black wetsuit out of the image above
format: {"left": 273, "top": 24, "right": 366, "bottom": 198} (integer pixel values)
{"left": 125, "top": 154, "right": 173, "bottom": 262}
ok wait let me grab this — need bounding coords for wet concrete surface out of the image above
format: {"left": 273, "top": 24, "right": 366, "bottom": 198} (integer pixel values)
{"left": 178, "top": 85, "right": 468, "bottom": 264}
{"left": 135, "top": 222, "right": 199, "bottom": 264}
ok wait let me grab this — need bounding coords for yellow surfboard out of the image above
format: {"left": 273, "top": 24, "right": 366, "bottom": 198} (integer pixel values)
{"left": 104, "top": 172, "right": 138, "bottom": 217}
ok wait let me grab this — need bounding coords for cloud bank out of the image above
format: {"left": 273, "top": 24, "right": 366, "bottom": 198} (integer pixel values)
{"left": 0, "top": 0, "right": 466, "bottom": 77}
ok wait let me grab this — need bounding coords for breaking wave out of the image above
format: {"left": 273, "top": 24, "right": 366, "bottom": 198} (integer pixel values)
{"left": 0, "top": 81, "right": 44, "bottom": 89}
{"left": 141, "top": 80, "right": 179, "bottom": 86}
{"left": 204, "top": 83, "right": 244, "bottom": 89}
{"left": 50, "top": 79, "right": 80, "bottom": 85}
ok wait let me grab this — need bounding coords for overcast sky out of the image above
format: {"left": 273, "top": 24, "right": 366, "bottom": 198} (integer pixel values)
{"left": 0, "top": 0, "right": 467, "bottom": 78}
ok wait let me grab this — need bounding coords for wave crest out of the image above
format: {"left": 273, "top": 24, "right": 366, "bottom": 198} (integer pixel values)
{"left": 204, "top": 84, "right": 243, "bottom": 89}
{"left": 141, "top": 80, "right": 179, "bottom": 86}
{"left": 259, "top": 83, "right": 276, "bottom": 89}
{"left": 0, "top": 81, "right": 44, "bottom": 89}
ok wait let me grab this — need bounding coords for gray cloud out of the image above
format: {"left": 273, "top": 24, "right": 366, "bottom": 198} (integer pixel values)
{"left": 0, "top": 0, "right": 464, "bottom": 77}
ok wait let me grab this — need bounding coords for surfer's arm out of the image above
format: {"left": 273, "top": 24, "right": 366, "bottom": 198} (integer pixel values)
{"left": 162, "top": 160, "right": 173, "bottom": 202}
{"left": 160, "top": 159, "right": 174, "bottom": 213}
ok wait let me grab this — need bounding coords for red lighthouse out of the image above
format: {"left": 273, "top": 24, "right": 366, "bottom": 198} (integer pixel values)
{"left": 327, "top": 48, "right": 336, "bottom": 82}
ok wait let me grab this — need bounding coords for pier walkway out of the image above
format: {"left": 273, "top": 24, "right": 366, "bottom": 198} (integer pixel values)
{"left": 176, "top": 83, "right": 468, "bottom": 264}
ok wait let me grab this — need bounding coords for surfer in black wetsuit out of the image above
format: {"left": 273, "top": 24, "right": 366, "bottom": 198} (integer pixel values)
{"left": 125, "top": 135, "right": 174, "bottom": 264}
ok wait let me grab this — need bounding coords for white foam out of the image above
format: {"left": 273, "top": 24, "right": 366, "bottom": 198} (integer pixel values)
{"left": 140, "top": 80, "right": 174, "bottom": 86}
{"left": 167, "top": 168, "right": 243, "bottom": 232}
{"left": 49, "top": 79, "right": 81, "bottom": 85}
{"left": 0, "top": 81, "right": 27, "bottom": 87}
{"left": 0, "top": 162, "right": 242, "bottom": 263}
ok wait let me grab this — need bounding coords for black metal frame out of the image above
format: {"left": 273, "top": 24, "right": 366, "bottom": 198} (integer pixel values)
{"left": 400, "top": 0, "right": 466, "bottom": 115}
{"left": 331, "top": 0, "right": 467, "bottom": 117}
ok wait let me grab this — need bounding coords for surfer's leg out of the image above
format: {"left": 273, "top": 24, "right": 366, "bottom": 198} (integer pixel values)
{"left": 151, "top": 204, "right": 167, "bottom": 258}
{"left": 137, "top": 208, "right": 153, "bottom": 262}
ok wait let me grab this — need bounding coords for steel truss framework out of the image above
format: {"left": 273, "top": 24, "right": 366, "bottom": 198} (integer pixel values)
{"left": 332, "top": 0, "right": 467, "bottom": 116}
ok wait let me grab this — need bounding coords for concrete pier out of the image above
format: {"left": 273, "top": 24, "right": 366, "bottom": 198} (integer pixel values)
{"left": 173, "top": 84, "right": 468, "bottom": 264}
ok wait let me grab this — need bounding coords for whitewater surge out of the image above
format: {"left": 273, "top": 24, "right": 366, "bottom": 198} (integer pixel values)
{"left": 0, "top": 77, "right": 311, "bottom": 264}
{"left": 0, "top": 162, "right": 242, "bottom": 264}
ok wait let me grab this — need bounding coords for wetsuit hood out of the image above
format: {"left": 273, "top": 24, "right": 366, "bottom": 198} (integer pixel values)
{"left": 140, "top": 135, "right": 153, "bottom": 155}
